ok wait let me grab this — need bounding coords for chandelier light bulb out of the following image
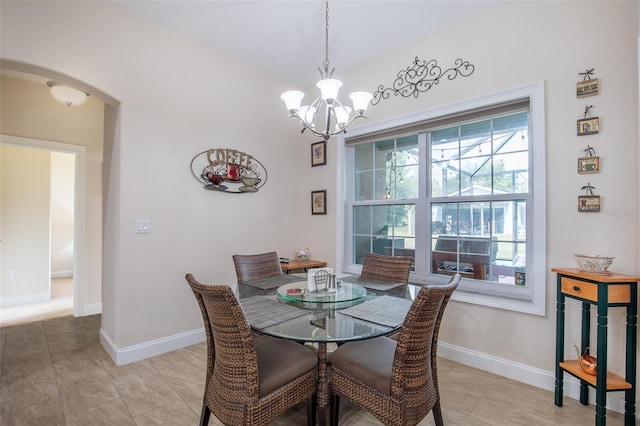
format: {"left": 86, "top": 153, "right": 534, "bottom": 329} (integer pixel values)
{"left": 316, "top": 78, "right": 342, "bottom": 104}
{"left": 334, "top": 106, "right": 352, "bottom": 126}
{"left": 280, "top": 90, "right": 304, "bottom": 113}
{"left": 350, "top": 91, "right": 373, "bottom": 114}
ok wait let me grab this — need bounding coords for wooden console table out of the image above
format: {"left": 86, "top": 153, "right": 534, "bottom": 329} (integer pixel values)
{"left": 280, "top": 259, "right": 327, "bottom": 274}
{"left": 553, "top": 267, "right": 639, "bottom": 425}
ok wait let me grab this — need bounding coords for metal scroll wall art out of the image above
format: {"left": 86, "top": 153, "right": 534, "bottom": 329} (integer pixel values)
{"left": 371, "top": 57, "right": 475, "bottom": 105}
{"left": 190, "top": 148, "right": 267, "bottom": 193}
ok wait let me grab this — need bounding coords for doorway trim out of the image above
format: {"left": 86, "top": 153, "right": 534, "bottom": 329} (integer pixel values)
{"left": 1, "top": 134, "right": 93, "bottom": 317}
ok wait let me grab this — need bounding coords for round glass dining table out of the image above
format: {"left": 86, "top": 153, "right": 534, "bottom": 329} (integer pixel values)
{"left": 241, "top": 278, "right": 410, "bottom": 426}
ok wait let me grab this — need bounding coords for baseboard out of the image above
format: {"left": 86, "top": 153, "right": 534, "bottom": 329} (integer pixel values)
{"left": 100, "top": 327, "right": 206, "bottom": 366}
{"left": 51, "top": 270, "right": 73, "bottom": 278}
{"left": 439, "top": 341, "right": 629, "bottom": 418}
{"left": 78, "top": 302, "right": 102, "bottom": 317}
{"left": 0, "top": 292, "right": 50, "bottom": 308}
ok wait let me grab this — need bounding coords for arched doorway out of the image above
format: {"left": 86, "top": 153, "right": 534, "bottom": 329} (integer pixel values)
{"left": 0, "top": 60, "right": 119, "bottom": 323}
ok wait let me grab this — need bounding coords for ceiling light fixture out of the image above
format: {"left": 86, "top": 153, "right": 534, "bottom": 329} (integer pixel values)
{"left": 280, "top": 0, "right": 373, "bottom": 141}
{"left": 46, "top": 81, "right": 89, "bottom": 107}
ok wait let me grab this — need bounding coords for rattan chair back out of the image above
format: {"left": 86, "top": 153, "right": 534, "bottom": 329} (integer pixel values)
{"left": 330, "top": 273, "right": 461, "bottom": 426}
{"left": 360, "top": 252, "right": 413, "bottom": 283}
{"left": 185, "top": 273, "right": 317, "bottom": 426}
{"left": 232, "top": 251, "right": 283, "bottom": 284}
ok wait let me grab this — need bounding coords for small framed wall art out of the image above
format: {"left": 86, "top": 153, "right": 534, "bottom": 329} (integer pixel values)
{"left": 578, "top": 156, "right": 600, "bottom": 174}
{"left": 577, "top": 117, "right": 599, "bottom": 136}
{"left": 577, "top": 105, "right": 599, "bottom": 136}
{"left": 311, "top": 190, "right": 327, "bottom": 215}
{"left": 578, "top": 195, "right": 601, "bottom": 213}
{"left": 311, "top": 141, "right": 326, "bottom": 167}
{"left": 576, "top": 68, "right": 599, "bottom": 98}
{"left": 578, "top": 182, "right": 600, "bottom": 213}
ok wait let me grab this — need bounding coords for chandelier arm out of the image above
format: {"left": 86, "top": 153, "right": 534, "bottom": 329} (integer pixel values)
{"left": 308, "top": 96, "right": 324, "bottom": 126}
{"left": 324, "top": 106, "right": 334, "bottom": 140}
{"left": 327, "top": 113, "right": 370, "bottom": 138}
{"left": 286, "top": 114, "right": 328, "bottom": 139}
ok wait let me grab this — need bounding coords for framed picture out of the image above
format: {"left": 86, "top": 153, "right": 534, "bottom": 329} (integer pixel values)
{"left": 576, "top": 78, "right": 599, "bottom": 98}
{"left": 578, "top": 156, "right": 600, "bottom": 174}
{"left": 311, "top": 190, "right": 327, "bottom": 215}
{"left": 578, "top": 195, "right": 601, "bottom": 212}
{"left": 311, "top": 141, "right": 326, "bottom": 167}
{"left": 577, "top": 117, "right": 600, "bottom": 136}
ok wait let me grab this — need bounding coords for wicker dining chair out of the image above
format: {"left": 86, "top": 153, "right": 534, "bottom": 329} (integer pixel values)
{"left": 232, "top": 251, "right": 283, "bottom": 284}
{"left": 185, "top": 273, "right": 318, "bottom": 426}
{"left": 361, "top": 252, "right": 413, "bottom": 284}
{"left": 329, "top": 273, "right": 461, "bottom": 426}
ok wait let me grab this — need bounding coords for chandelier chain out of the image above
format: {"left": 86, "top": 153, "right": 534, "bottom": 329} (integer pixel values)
{"left": 323, "top": 0, "right": 330, "bottom": 76}
{"left": 280, "top": 0, "right": 372, "bottom": 141}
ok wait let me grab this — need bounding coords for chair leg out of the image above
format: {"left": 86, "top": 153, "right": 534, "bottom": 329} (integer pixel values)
{"left": 330, "top": 394, "right": 340, "bottom": 426}
{"left": 307, "top": 395, "right": 316, "bottom": 426}
{"left": 432, "top": 398, "right": 444, "bottom": 426}
{"left": 199, "top": 402, "right": 211, "bottom": 426}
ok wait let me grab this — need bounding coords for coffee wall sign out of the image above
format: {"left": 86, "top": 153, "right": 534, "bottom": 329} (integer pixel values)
{"left": 190, "top": 148, "right": 267, "bottom": 193}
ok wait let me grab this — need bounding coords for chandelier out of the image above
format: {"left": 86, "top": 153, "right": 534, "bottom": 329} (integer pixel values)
{"left": 280, "top": 0, "right": 373, "bottom": 141}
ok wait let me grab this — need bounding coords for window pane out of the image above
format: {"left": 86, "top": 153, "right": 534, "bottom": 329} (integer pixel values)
{"left": 493, "top": 152, "right": 528, "bottom": 194}
{"left": 372, "top": 136, "right": 419, "bottom": 201}
{"left": 430, "top": 200, "right": 527, "bottom": 284}
{"left": 354, "top": 170, "right": 373, "bottom": 201}
{"left": 444, "top": 159, "right": 461, "bottom": 197}
{"left": 371, "top": 205, "right": 390, "bottom": 236}
{"left": 354, "top": 144, "right": 373, "bottom": 172}
{"left": 396, "top": 135, "right": 419, "bottom": 160}
{"left": 431, "top": 203, "right": 459, "bottom": 236}
{"left": 390, "top": 204, "right": 416, "bottom": 270}
{"left": 431, "top": 112, "right": 530, "bottom": 199}
{"left": 374, "top": 168, "right": 388, "bottom": 201}
{"left": 489, "top": 242, "right": 526, "bottom": 285}
{"left": 460, "top": 156, "right": 492, "bottom": 196}
{"left": 353, "top": 204, "right": 416, "bottom": 268}
{"left": 353, "top": 205, "right": 371, "bottom": 234}
{"left": 353, "top": 235, "right": 371, "bottom": 265}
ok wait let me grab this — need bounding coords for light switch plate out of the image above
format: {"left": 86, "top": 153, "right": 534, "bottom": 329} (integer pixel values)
{"left": 136, "top": 219, "right": 151, "bottom": 234}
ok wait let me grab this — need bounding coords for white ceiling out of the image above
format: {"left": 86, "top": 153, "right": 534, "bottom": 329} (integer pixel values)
{"left": 112, "top": 0, "right": 500, "bottom": 87}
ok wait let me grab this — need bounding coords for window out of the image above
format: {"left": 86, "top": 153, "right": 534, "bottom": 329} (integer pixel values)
{"left": 340, "top": 83, "right": 545, "bottom": 314}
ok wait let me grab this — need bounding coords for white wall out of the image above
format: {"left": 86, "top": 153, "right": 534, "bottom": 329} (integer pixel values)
{"left": 50, "top": 151, "right": 75, "bottom": 277}
{"left": 314, "top": 0, "right": 640, "bottom": 413}
{"left": 0, "top": 0, "right": 308, "bottom": 360}
{"left": 0, "top": 145, "right": 51, "bottom": 306}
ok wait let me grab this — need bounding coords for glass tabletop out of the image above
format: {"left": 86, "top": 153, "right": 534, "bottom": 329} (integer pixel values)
{"left": 258, "top": 307, "right": 397, "bottom": 343}
{"left": 276, "top": 281, "right": 367, "bottom": 304}
{"left": 238, "top": 275, "right": 421, "bottom": 343}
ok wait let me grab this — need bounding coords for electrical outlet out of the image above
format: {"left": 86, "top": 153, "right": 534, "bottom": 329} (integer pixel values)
{"left": 9, "top": 269, "right": 18, "bottom": 279}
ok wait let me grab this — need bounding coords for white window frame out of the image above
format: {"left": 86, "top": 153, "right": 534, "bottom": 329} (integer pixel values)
{"left": 336, "top": 81, "right": 546, "bottom": 315}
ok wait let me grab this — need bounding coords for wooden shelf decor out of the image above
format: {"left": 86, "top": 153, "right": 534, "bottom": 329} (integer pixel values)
{"left": 553, "top": 268, "right": 640, "bottom": 425}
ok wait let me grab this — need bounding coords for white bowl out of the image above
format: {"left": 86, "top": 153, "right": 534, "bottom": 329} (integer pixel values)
{"left": 573, "top": 254, "right": 614, "bottom": 273}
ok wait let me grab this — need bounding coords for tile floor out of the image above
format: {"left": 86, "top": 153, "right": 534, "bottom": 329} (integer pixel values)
{"left": 0, "top": 314, "right": 625, "bottom": 425}
{"left": 0, "top": 278, "right": 73, "bottom": 327}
